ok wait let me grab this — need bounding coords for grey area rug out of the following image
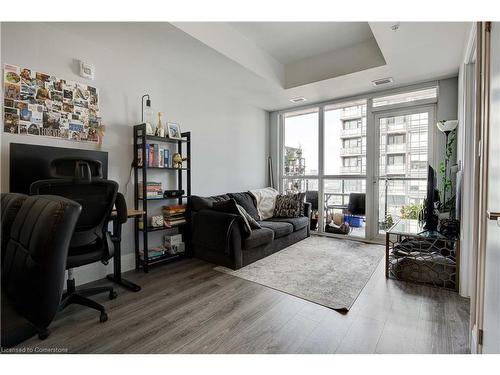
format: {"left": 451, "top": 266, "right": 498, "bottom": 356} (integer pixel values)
{"left": 215, "top": 236, "right": 384, "bottom": 312}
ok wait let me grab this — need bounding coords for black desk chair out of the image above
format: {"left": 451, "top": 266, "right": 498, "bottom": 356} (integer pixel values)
{"left": 305, "top": 190, "right": 319, "bottom": 231}
{"left": 30, "top": 159, "right": 119, "bottom": 323}
{"left": 347, "top": 193, "right": 366, "bottom": 216}
{"left": 1, "top": 195, "right": 81, "bottom": 347}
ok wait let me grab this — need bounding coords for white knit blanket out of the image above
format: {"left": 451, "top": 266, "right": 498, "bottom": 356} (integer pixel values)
{"left": 249, "top": 187, "right": 279, "bottom": 220}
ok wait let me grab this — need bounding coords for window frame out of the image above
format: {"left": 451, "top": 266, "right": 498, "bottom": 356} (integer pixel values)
{"left": 277, "top": 81, "right": 439, "bottom": 242}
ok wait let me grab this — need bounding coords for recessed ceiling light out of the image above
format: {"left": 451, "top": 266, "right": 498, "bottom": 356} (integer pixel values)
{"left": 391, "top": 23, "right": 400, "bottom": 32}
{"left": 372, "top": 77, "right": 394, "bottom": 87}
{"left": 290, "top": 97, "right": 307, "bottom": 103}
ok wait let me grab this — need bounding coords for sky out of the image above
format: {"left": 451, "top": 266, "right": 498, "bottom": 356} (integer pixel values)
{"left": 284, "top": 109, "right": 343, "bottom": 175}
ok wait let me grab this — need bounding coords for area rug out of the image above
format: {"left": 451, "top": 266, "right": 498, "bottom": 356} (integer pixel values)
{"left": 215, "top": 236, "right": 384, "bottom": 312}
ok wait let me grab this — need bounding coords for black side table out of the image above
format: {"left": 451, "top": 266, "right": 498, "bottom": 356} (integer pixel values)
{"left": 385, "top": 219, "right": 460, "bottom": 291}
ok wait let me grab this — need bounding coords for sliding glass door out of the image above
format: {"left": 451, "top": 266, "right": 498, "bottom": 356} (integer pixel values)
{"left": 372, "top": 106, "right": 435, "bottom": 240}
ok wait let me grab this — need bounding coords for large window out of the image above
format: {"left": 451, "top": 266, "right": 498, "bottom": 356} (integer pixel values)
{"left": 283, "top": 109, "right": 318, "bottom": 177}
{"left": 279, "top": 86, "right": 437, "bottom": 241}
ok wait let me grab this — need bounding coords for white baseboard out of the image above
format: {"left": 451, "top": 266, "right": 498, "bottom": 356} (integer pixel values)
{"left": 66, "top": 253, "right": 137, "bottom": 286}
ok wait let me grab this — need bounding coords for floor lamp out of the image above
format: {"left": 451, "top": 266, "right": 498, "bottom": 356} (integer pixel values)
{"left": 437, "top": 120, "right": 458, "bottom": 207}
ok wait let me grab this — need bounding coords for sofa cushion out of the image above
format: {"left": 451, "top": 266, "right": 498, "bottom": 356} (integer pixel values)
{"left": 237, "top": 204, "right": 261, "bottom": 230}
{"left": 258, "top": 220, "right": 293, "bottom": 239}
{"left": 212, "top": 199, "right": 251, "bottom": 237}
{"left": 273, "top": 193, "right": 306, "bottom": 218}
{"left": 228, "top": 192, "right": 260, "bottom": 221}
{"left": 190, "top": 194, "right": 230, "bottom": 212}
{"left": 243, "top": 228, "right": 274, "bottom": 249}
{"left": 249, "top": 188, "right": 279, "bottom": 220}
{"left": 266, "top": 216, "right": 309, "bottom": 232}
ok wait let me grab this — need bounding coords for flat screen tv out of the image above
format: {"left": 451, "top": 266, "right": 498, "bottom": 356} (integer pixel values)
{"left": 423, "top": 165, "right": 440, "bottom": 231}
{"left": 9, "top": 143, "right": 108, "bottom": 194}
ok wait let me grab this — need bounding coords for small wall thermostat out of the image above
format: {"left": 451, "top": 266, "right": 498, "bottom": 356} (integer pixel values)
{"left": 79, "top": 61, "right": 95, "bottom": 80}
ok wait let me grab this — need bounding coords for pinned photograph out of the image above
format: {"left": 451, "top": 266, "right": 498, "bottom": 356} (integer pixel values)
{"left": 35, "top": 87, "right": 50, "bottom": 101}
{"left": 20, "top": 107, "right": 32, "bottom": 121}
{"left": 28, "top": 123, "right": 40, "bottom": 136}
{"left": 50, "top": 91, "right": 63, "bottom": 102}
{"left": 63, "top": 102, "right": 75, "bottom": 113}
{"left": 20, "top": 68, "right": 32, "bottom": 84}
{"left": 4, "top": 112, "right": 19, "bottom": 133}
{"left": 19, "top": 121, "right": 28, "bottom": 135}
{"left": 63, "top": 89, "right": 73, "bottom": 100}
{"left": 35, "top": 72, "right": 50, "bottom": 84}
{"left": 5, "top": 83, "right": 20, "bottom": 100}
{"left": 43, "top": 111, "right": 61, "bottom": 130}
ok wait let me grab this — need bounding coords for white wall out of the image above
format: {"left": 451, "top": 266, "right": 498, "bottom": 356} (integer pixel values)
{"left": 1, "top": 22, "right": 268, "bottom": 283}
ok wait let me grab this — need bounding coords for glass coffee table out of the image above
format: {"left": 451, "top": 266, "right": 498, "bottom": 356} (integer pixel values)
{"left": 385, "top": 219, "right": 460, "bottom": 291}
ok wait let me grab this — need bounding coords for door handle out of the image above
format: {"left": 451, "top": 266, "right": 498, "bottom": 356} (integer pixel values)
{"left": 487, "top": 211, "right": 500, "bottom": 227}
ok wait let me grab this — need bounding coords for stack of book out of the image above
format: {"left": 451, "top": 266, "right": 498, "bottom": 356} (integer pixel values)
{"left": 162, "top": 205, "right": 187, "bottom": 227}
{"left": 163, "top": 234, "right": 185, "bottom": 255}
{"left": 137, "top": 144, "right": 171, "bottom": 168}
{"left": 139, "top": 246, "right": 167, "bottom": 261}
{"left": 138, "top": 181, "right": 163, "bottom": 199}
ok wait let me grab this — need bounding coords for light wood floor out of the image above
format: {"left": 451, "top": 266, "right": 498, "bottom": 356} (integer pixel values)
{"left": 21, "top": 254, "right": 470, "bottom": 354}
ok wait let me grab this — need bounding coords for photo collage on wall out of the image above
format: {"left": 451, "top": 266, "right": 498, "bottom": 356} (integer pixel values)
{"left": 3, "top": 64, "right": 101, "bottom": 143}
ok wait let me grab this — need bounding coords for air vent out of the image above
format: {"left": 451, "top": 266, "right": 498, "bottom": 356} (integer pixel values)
{"left": 289, "top": 97, "right": 307, "bottom": 103}
{"left": 372, "top": 77, "right": 394, "bottom": 87}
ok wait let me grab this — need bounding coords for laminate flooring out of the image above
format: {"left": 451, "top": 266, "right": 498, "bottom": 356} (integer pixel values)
{"left": 20, "top": 255, "right": 470, "bottom": 354}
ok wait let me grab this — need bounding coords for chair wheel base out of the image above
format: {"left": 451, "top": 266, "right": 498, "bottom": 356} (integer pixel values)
{"left": 109, "top": 291, "right": 118, "bottom": 300}
{"left": 38, "top": 328, "right": 50, "bottom": 340}
{"left": 100, "top": 312, "right": 108, "bottom": 323}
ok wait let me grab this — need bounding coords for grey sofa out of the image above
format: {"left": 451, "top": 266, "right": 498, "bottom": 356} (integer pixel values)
{"left": 189, "top": 192, "right": 311, "bottom": 269}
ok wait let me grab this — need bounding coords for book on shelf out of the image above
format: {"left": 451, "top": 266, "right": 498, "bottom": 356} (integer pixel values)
{"left": 139, "top": 243, "right": 185, "bottom": 260}
{"left": 162, "top": 204, "right": 187, "bottom": 226}
{"left": 137, "top": 143, "right": 173, "bottom": 168}
{"left": 138, "top": 181, "right": 163, "bottom": 199}
{"left": 164, "top": 149, "right": 171, "bottom": 168}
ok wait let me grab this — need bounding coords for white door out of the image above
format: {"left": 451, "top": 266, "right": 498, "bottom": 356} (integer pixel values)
{"left": 481, "top": 21, "right": 500, "bottom": 354}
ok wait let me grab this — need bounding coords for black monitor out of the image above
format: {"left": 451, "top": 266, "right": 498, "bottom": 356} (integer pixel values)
{"left": 9, "top": 143, "right": 108, "bottom": 194}
{"left": 423, "top": 165, "right": 440, "bottom": 231}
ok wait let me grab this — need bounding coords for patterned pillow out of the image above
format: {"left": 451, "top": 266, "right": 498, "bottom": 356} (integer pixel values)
{"left": 273, "top": 193, "right": 305, "bottom": 218}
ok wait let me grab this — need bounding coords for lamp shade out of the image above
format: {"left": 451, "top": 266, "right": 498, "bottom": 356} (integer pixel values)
{"left": 437, "top": 120, "right": 458, "bottom": 133}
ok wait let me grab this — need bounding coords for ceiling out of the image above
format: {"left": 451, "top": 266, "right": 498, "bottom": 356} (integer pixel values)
{"left": 46, "top": 22, "right": 472, "bottom": 113}
{"left": 227, "top": 22, "right": 375, "bottom": 64}
{"left": 172, "top": 22, "right": 471, "bottom": 110}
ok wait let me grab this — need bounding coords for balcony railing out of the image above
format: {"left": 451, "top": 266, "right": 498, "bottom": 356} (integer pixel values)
{"left": 386, "top": 144, "right": 407, "bottom": 153}
{"left": 340, "top": 128, "right": 362, "bottom": 137}
{"left": 386, "top": 164, "right": 406, "bottom": 174}
{"left": 385, "top": 122, "right": 407, "bottom": 132}
{"left": 340, "top": 146, "right": 362, "bottom": 155}
{"left": 340, "top": 107, "right": 366, "bottom": 120}
{"left": 340, "top": 165, "right": 362, "bottom": 174}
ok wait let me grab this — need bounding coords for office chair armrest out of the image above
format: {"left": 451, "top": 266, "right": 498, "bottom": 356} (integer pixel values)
{"left": 114, "top": 193, "right": 128, "bottom": 225}
{"left": 303, "top": 202, "right": 312, "bottom": 218}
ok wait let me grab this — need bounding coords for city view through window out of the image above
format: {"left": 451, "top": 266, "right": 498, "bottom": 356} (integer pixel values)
{"left": 282, "top": 91, "right": 434, "bottom": 239}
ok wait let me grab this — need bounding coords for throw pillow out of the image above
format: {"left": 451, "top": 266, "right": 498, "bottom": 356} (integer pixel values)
{"left": 236, "top": 204, "right": 261, "bottom": 230}
{"left": 211, "top": 199, "right": 251, "bottom": 237}
{"left": 273, "top": 192, "right": 306, "bottom": 218}
{"left": 228, "top": 192, "right": 260, "bottom": 221}
{"left": 249, "top": 187, "right": 279, "bottom": 220}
